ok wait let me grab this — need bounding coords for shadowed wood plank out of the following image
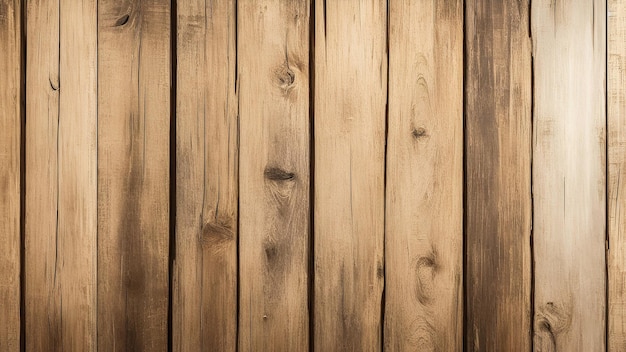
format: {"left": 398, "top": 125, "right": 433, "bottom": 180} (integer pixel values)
{"left": 314, "top": 0, "right": 386, "bottom": 350}
{"left": 385, "top": 1, "right": 463, "bottom": 350}
{"left": 465, "top": 0, "right": 532, "bottom": 350}
{"left": 0, "top": 0, "right": 21, "bottom": 350}
{"left": 174, "top": 0, "right": 238, "bottom": 351}
{"left": 25, "top": 0, "right": 98, "bottom": 350}
{"left": 532, "top": 1, "right": 606, "bottom": 350}
{"left": 609, "top": 0, "right": 626, "bottom": 350}
{"left": 238, "top": 0, "right": 310, "bottom": 350}
{"left": 97, "top": 0, "right": 170, "bottom": 350}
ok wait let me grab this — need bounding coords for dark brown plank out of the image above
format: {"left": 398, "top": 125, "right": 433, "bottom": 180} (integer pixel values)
{"left": 97, "top": 0, "right": 171, "bottom": 350}
{"left": 465, "top": 0, "right": 532, "bottom": 350}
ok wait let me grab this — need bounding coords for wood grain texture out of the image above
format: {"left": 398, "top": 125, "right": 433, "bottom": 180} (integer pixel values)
{"left": 174, "top": 0, "right": 238, "bottom": 351}
{"left": 314, "top": 0, "right": 386, "bottom": 350}
{"left": 465, "top": 0, "right": 532, "bottom": 350}
{"left": 609, "top": 0, "right": 626, "bottom": 350}
{"left": 25, "top": 0, "right": 98, "bottom": 350}
{"left": 0, "top": 0, "right": 21, "bottom": 350}
{"left": 384, "top": 1, "right": 463, "bottom": 350}
{"left": 97, "top": 0, "right": 170, "bottom": 350}
{"left": 532, "top": 1, "right": 606, "bottom": 350}
{"left": 238, "top": 0, "right": 310, "bottom": 350}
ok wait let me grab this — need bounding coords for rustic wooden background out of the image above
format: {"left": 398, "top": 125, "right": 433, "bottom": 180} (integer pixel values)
{"left": 0, "top": 0, "right": 623, "bottom": 351}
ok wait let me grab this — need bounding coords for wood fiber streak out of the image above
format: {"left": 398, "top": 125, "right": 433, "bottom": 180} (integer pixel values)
{"left": 465, "top": 0, "right": 532, "bottom": 350}
{"left": 0, "top": 0, "right": 21, "bottom": 350}
{"left": 25, "top": 0, "right": 98, "bottom": 350}
{"left": 314, "top": 0, "right": 387, "bottom": 350}
{"left": 609, "top": 0, "right": 626, "bottom": 350}
{"left": 174, "top": 0, "right": 238, "bottom": 351}
{"left": 385, "top": 1, "right": 463, "bottom": 351}
{"left": 97, "top": 0, "right": 170, "bottom": 350}
{"left": 532, "top": 1, "right": 606, "bottom": 350}
{"left": 238, "top": 0, "right": 310, "bottom": 350}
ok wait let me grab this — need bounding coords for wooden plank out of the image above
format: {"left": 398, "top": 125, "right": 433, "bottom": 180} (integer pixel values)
{"left": 238, "top": 0, "right": 310, "bottom": 350}
{"left": 465, "top": 0, "right": 532, "bottom": 350}
{"left": 384, "top": 1, "right": 463, "bottom": 350}
{"left": 174, "top": 0, "right": 238, "bottom": 351}
{"left": 97, "top": 1, "right": 170, "bottom": 350}
{"left": 313, "top": 1, "right": 386, "bottom": 350}
{"left": 25, "top": 0, "right": 98, "bottom": 350}
{"left": 609, "top": 0, "right": 626, "bottom": 350}
{"left": 532, "top": 1, "right": 606, "bottom": 350}
{"left": 0, "top": 0, "right": 21, "bottom": 350}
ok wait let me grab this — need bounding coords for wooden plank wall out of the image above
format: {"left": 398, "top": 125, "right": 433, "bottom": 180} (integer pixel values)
{"left": 2, "top": 0, "right": 625, "bottom": 351}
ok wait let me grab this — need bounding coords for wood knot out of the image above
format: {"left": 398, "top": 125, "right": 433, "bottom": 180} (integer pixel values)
{"left": 414, "top": 248, "right": 439, "bottom": 305}
{"left": 376, "top": 262, "right": 384, "bottom": 279}
{"left": 273, "top": 63, "right": 295, "bottom": 94}
{"left": 412, "top": 126, "right": 428, "bottom": 140}
{"left": 535, "top": 301, "right": 572, "bottom": 349}
{"left": 114, "top": 14, "right": 130, "bottom": 27}
{"left": 264, "top": 166, "right": 295, "bottom": 181}
{"left": 199, "top": 219, "right": 235, "bottom": 250}
{"left": 49, "top": 77, "right": 59, "bottom": 91}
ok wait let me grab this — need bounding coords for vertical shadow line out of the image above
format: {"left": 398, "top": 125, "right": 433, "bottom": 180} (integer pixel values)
{"left": 168, "top": 0, "right": 177, "bottom": 350}
{"left": 19, "top": 0, "right": 27, "bottom": 350}
{"left": 308, "top": 0, "right": 315, "bottom": 351}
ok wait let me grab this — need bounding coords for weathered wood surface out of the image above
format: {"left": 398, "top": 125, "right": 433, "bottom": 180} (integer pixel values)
{"left": 25, "top": 0, "right": 98, "bottom": 350}
{"left": 238, "top": 0, "right": 310, "bottom": 350}
{"left": 609, "top": 0, "right": 626, "bottom": 350}
{"left": 0, "top": 0, "right": 21, "bottom": 350}
{"left": 532, "top": 0, "right": 607, "bottom": 350}
{"left": 384, "top": 0, "right": 463, "bottom": 350}
{"left": 314, "top": 0, "right": 387, "bottom": 350}
{"left": 174, "top": 0, "right": 238, "bottom": 351}
{"left": 97, "top": 1, "right": 171, "bottom": 351}
{"left": 465, "top": 0, "right": 533, "bottom": 350}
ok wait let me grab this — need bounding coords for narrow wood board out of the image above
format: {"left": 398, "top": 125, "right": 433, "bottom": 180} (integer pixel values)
{"left": 532, "top": 1, "right": 606, "bottom": 350}
{"left": 97, "top": 1, "right": 170, "bottom": 350}
{"left": 465, "top": 0, "right": 532, "bottom": 350}
{"left": 384, "top": 1, "right": 463, "bottom": 350}
{"left": 174, "top": 0, "right": 238, "bottom": 351}
{"left": 25, "top": 0, "right": 98, "bottom": 350}
{"left": 314, "top": 0, "right": 386, "bottom": 350}
{"left": 609, "top": 0, "right": 626, "bottom": 350}
{"left": 0, "top": 0, "right": 21, "bottom": 350}
{"left": 238, "top": 0, "right": 310, "bottom": 350}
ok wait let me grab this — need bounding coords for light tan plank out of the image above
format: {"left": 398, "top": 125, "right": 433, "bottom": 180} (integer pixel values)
{"left": 384, "top": 1, "right": 463, "bottom": 350}
{"left": 608, "top": 0, "right": 626, "bottom": 350}
{"left": 314, "top": 0, "right": 386, "bottom": 350}
{"left": 0, "top": 0, "right": 21, "bottom": 350}
{"left": 25, "top": 0, "right": 98, "bottom": 350}
{"left": 532, "top": 1, "right": 606, "bottom": 350}
{"left": 97, "top": 1, "right": 170, "bottom": 350}
{"left": 465, "top": 0, "right": 533, "bottom": 350}
{"left": 238, "top": 0, "right": 310, "bottom": 350}
{"left": 174, "top": 0, "right": 238, "bottom": 351}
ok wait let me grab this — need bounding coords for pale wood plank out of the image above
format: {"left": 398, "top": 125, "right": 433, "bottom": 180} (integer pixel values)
{"left": 97, "top": 0, "right": 170, "bottom": 350}
{"left": 25, "top": 0, "right": 98, "bottom": 350}
{"left": 609, "top": 0, "right": 626, "bottom": 350}
{"left": 384, "top": 1, "right": 463, "bottom": 350}
{"left": 238, "top": 0, "right": 310, "bottom": 350}
{"left": 532, "top": 1, "right": 606, "bottom": 350}
{"left": 314, "top": 0, "right": 386, "bottom": 350}
{"left": 174, "top": 0, "right": 238, "bottom": 351}
{"left": 465, "top": 0, "right": 532, "bottom": 350}
{"left": 0, "top": 0, "right": 21, "bottom": 350}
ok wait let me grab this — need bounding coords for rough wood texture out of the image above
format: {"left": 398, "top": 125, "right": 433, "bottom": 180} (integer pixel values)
{"left": 97, "top": 1, "right": 170, "bottom": 350}
{"left": 0, "top": 0, "right": 21, "bottom": 350}
{"left": 609, "top": 0, "right": 626, "bottom": 350}
{"left": 238, "top": 0, "right": 310, "bottom": 350}
{"left": 465, "top": 0, "right": 532, "bottom": 350}
{"left": 174, "top": 0, "right": 238, "bottom": 351}
{"left": 25, "top": 0, "right": 98, "bottom": 350}
{"left": 532, "top": 1, "right": 606, "bottom": 350}
{"left": 314, "top": 0, "right": 386, "bottom": 350}
{"left": 385, "top": 1, "right": 463, "bottom": 350}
